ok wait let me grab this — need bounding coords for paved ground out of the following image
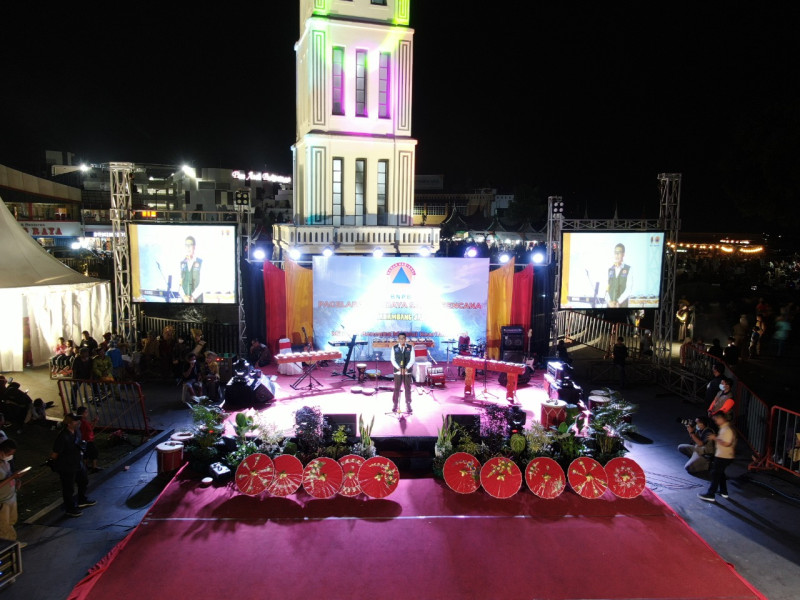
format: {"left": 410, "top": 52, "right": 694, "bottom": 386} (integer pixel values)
{"left": 1, "top": 342, "right": 799, "bottom": 599}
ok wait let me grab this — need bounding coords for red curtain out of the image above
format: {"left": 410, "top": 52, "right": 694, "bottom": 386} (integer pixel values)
{"left": 263, "top": 261, "right": 286, "bottom": 354}
{"left": 511, "top": 264, "right": 534, "bottom": 333}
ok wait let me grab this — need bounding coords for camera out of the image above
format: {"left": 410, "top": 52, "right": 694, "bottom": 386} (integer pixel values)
{"left": 676, "top": 417, "right": 694, "bottom": 427}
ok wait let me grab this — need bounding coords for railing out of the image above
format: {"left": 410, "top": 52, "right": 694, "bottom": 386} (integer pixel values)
{"left": 751, "top": 406, "right": 800, "bottom": 478}
{"left": 554, "top": 310, "right": 773, "bottom": 462}
{"left": 56, "top": 379, "right": 152, "bottom": 440}
{"left": 555, "top": 310, "right": 644, "bottom": 358}
{"left": 139, "top": 314, "right": 240, "bottom": 357}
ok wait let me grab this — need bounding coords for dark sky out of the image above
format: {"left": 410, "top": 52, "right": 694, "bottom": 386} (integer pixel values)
{"left": 2, "top": 2, "right": 799, "bottom": 231}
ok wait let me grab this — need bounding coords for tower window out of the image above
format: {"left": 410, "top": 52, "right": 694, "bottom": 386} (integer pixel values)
{"left": 371, "top": 0, "right": 387, "bottom": 5}
{"left": 332, "top": 46, "right": 345, "bottom": 116}
{"left": 332, "top": 158, "right": 343, "bottom": 226}
{"left": 355, "top": 159, "right": 366, "bottom": 225}
{"left": 377, "top": 160, "right": 388, "bottom": 225}
{"left": 378, "top": 53, "right": 390, "bottom": 119}
{"left": 355, "top": 50, "right": 368, "bottom": 118}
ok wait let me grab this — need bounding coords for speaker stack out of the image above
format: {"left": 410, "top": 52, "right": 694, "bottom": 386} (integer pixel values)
{"left": 500, "top": 325, "right": 525, "bottom": 363}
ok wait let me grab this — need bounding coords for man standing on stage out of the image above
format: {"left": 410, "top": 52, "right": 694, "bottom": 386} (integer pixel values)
{"left": 390, "top": 332, "right": 415, "bottom": 414}
{"left": 605, "top": 243, "right": 633, "bottom": 308}
{"left": 180, "top": 236, "right": 203, "bottom": 303}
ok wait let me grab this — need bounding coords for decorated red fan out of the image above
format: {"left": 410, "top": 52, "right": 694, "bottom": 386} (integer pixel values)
{"left": 358, "top": 456, "right": 400, "bottom": 499}
{"left": 338, "top": 454, "right": 366, "bottom": 497}
{"left": 479, "top": 457, "right": 522, "bottom": 499}
{"left": 235, "top": 453, "right": 275, "bottom": 496}
{"left": 567, "top": 457, "right": 608, "bottom": 499}
{"left": 267, "top": 454, "right": 304, "bottom": 497}
{"left": 525, "top": 457, "right": 566, "bottom": 499}
{"left": 302, "top": 457, "right": 344, "bottom": 499}
{"left": 443, "top": 452, "right": 481, "bottom": 494}
{"left": 605, "top": 457, "right": 646, "bottom": 499}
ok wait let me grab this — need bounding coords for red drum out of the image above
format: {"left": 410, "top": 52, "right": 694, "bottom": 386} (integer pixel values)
{"left": 156, "top": 442, "right": 184, "bottom": 474}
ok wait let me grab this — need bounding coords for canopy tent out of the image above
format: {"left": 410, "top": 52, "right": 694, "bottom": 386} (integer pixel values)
{"left": 0, "top": 196, "right": 111, "bottom": 372}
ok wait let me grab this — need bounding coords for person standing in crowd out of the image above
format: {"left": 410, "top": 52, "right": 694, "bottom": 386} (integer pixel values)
{"left": 99, "top": 332, "right": 113, "bottom": 353}
{"left": 390, "top": 332, "right": 415, "bottom": 414}
{"left": 705, "top": 364, "right": 725, "bottom": 407}
{"left": 612, "top": 336, "right": 628, "bottom": 388}
{"left": 748, "top": 325, "right": 761, "bottom": 359}
{"left": 708, "top": 377, "right": 734, "bottom": 417}
{"left": 0, "top": 439, "right": 23, "bottom": 544}
{"left": 699, "top": 412, "right": 737, "bottom": 502}
{"left": 180, "top": 353, "right": 203, "bottom": 403}
{"left": 772, "top": 314, "right": 791, "bottom": 358}
{"left": 679, "top": 416, "right": 715, "bottom": 474}
{"left": 732, "top": 314, "right": 750, "bottom": 361}
{"left": 707, "top": 338, "right": 724, "bottom": 363}
{"left": 723, "top": 337, "right": 740, "bottom": 366}
{"left": 76, "top": 406, "right": 101, "bottom": 473}
{"left": 605, "top": 243, "right": 633, "bottom": 308}
{"left": 50, "top": 413, "right": 96, "bottom": 518}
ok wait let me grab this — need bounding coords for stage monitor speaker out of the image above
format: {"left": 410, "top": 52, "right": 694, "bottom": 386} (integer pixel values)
{"left": 447, "top": 414, "right": 480, "bottom": 440}
{"left": 324, "top": 413, "right": 358, "bottom": 440}
{"left": 502, "top": 350, "right": 524, "bottom": 364}
{"left": 500, "top": 325, "right": 525, "bottom": 353}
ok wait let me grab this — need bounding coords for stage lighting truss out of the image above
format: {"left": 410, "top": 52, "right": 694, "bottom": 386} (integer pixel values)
{"left": 551, "top": 199, "right": 564, "bottom": 215}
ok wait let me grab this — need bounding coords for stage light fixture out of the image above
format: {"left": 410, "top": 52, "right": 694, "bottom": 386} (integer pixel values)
{"left": 464, "top": 245, "right": 479, "bottom": 258}
{"left": 418, "top": 246, "right": 431, "bottom": 257}
{"left": 288, "top": 248, "right": 301, "bottom": 260}
{"left": 252, "top": 248, "right": 266, "bottom": 261}
{"left": 322, "top": 247, "right": 334, "bottom": 257}
{"left": 499, "top": 253, "right": 510, "bottom": 264}
{"left": 531, "top": 250, "right": 545, "bottom": 264}
{"left": 372, "top": 248, "right": 384, "bottom": 258}
{"left": 552, "top": 199, "right": 564, "bottom": 214}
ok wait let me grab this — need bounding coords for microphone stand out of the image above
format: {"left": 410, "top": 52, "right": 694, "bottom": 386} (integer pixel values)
{"left": 477, "top": 343, "right": 497, "bottom": 400}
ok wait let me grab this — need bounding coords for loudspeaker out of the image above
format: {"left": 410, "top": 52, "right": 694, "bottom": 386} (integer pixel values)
{"left": 500, "top": 325, "right": 525, "bottom": 354}
{"left": 447, "top": 414, "right": 480, "bottom": 439}
{"left": 502, "top": 350, "right": 524, "bottom": 363}
{"left": 324, "top": 413, "right": 358, "bottom": 440}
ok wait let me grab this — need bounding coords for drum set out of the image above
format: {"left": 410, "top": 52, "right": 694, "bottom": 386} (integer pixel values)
{"left": 443, "top": 336, "right": 486, "bottom": 379}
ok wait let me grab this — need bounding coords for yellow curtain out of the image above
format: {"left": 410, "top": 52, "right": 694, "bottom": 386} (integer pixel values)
{"left": 486, "top": 258, "right": 515, "bottom": 359}
{"left": 285, "top": 260, "right": 314, "bottom": 348}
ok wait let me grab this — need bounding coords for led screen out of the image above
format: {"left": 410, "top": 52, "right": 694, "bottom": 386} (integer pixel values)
{"left": 130, "top": 223, "right": 237, "bottom": 304}
{"left": 559, "top": 231, "right": 665, "bottom": 309}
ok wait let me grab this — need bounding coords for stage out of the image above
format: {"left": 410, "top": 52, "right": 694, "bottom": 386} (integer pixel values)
{"left": 233, "top": 359, "right": 549, "bottom": 440}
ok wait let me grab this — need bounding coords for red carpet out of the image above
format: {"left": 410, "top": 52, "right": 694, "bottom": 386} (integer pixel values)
{"left": 69, "top": 467, "right": 766, "bottom": 600}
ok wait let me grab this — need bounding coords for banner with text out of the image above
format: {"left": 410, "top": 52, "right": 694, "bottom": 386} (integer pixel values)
{"left": 312, "top": 256, "right": 489, "bottom": 362}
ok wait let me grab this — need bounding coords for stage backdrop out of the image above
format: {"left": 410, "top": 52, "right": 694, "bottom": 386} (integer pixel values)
{"left": 312, "top": 256, "right": 489, "bottom": 362}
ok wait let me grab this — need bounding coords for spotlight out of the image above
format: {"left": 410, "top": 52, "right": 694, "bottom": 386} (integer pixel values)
{"left": 288, "top": 248, "right": 301, "bottom": 260}
{"left": 70, "top": 242, "right": 81, "bottom": 250}
{"left": 418, "top": 246, "right": 431, "bottom": 257}
{"left": 531, "top": 251, "right": 545, "bottom": 264}
{"left": 464, "top": 245, "right": 478, "bottom": 258}
{"left": 252, "top": 248, "right": 266, "bottom": 261}
{"left": 322, "top": 247, "right": 334, "bottom": 257}
{"left": 499, "top": 253, "right": 510, "bottom": 264}
{"left": 372, "top": 248, "right": 384, "bottom": 258}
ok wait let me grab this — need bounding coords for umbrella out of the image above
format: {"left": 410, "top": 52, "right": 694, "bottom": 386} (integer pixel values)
{"left": 267, "top": 454, "right": 304, "bottom": 497}
{"left": 234, "top": 453, "right": 275, "bottom": 496}
{"left": 605, "top": 457, "right": 646, "bottom": 499}
{"left": 525, "top": 457, "right": 566, "bottom": 499}
{"left": 567, "top": 457, "right": 608, "bottom": 499}
{"left": 302, "top": 457, "right": 344, "bottom": 499}
{"left": 338, "top": 454, "right": 366, "bottom": 497}
{"left": 479, "top": 457, "right": 522, "bottom": 499}
{"left": 358, "top": 456, "right": 400, "bottom": 499}
{"left": 443, "top": 452, "right": 481, "bottom": 494}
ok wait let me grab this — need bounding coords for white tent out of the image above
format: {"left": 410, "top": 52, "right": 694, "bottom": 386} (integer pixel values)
{"left": 0, "top": 196, "right": 112, "bottom": 372}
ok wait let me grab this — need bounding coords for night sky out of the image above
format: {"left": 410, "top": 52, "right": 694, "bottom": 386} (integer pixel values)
{"left": 2, "top": 2, "right": 799, "bottom": 232}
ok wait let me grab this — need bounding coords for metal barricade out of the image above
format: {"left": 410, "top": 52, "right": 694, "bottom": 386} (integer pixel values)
{"left": 733, "top": 380, "right": 771, "bottom": 460}
{"left": 56, "top": 378, "right": 152, "bottom": 439}
{"left": 751, "top": 406, "right": 800, "bottom": 477}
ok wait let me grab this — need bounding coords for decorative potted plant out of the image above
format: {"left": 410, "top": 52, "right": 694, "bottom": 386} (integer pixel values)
{"left": 294, "top": 405, "right": 327, "bottom": 464}
{"left": 184, "top": 400, "right": 228, "bottom": 473}
{"left": 351, "top": 414, "right": 376, "bottom": 459}
{"left": 587, "top": 398, "right": 638, "bottom": 463}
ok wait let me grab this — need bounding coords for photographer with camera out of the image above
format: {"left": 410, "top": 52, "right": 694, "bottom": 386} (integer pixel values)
{"left": 677, "top": 416, "right": 715, "bottom": 474}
